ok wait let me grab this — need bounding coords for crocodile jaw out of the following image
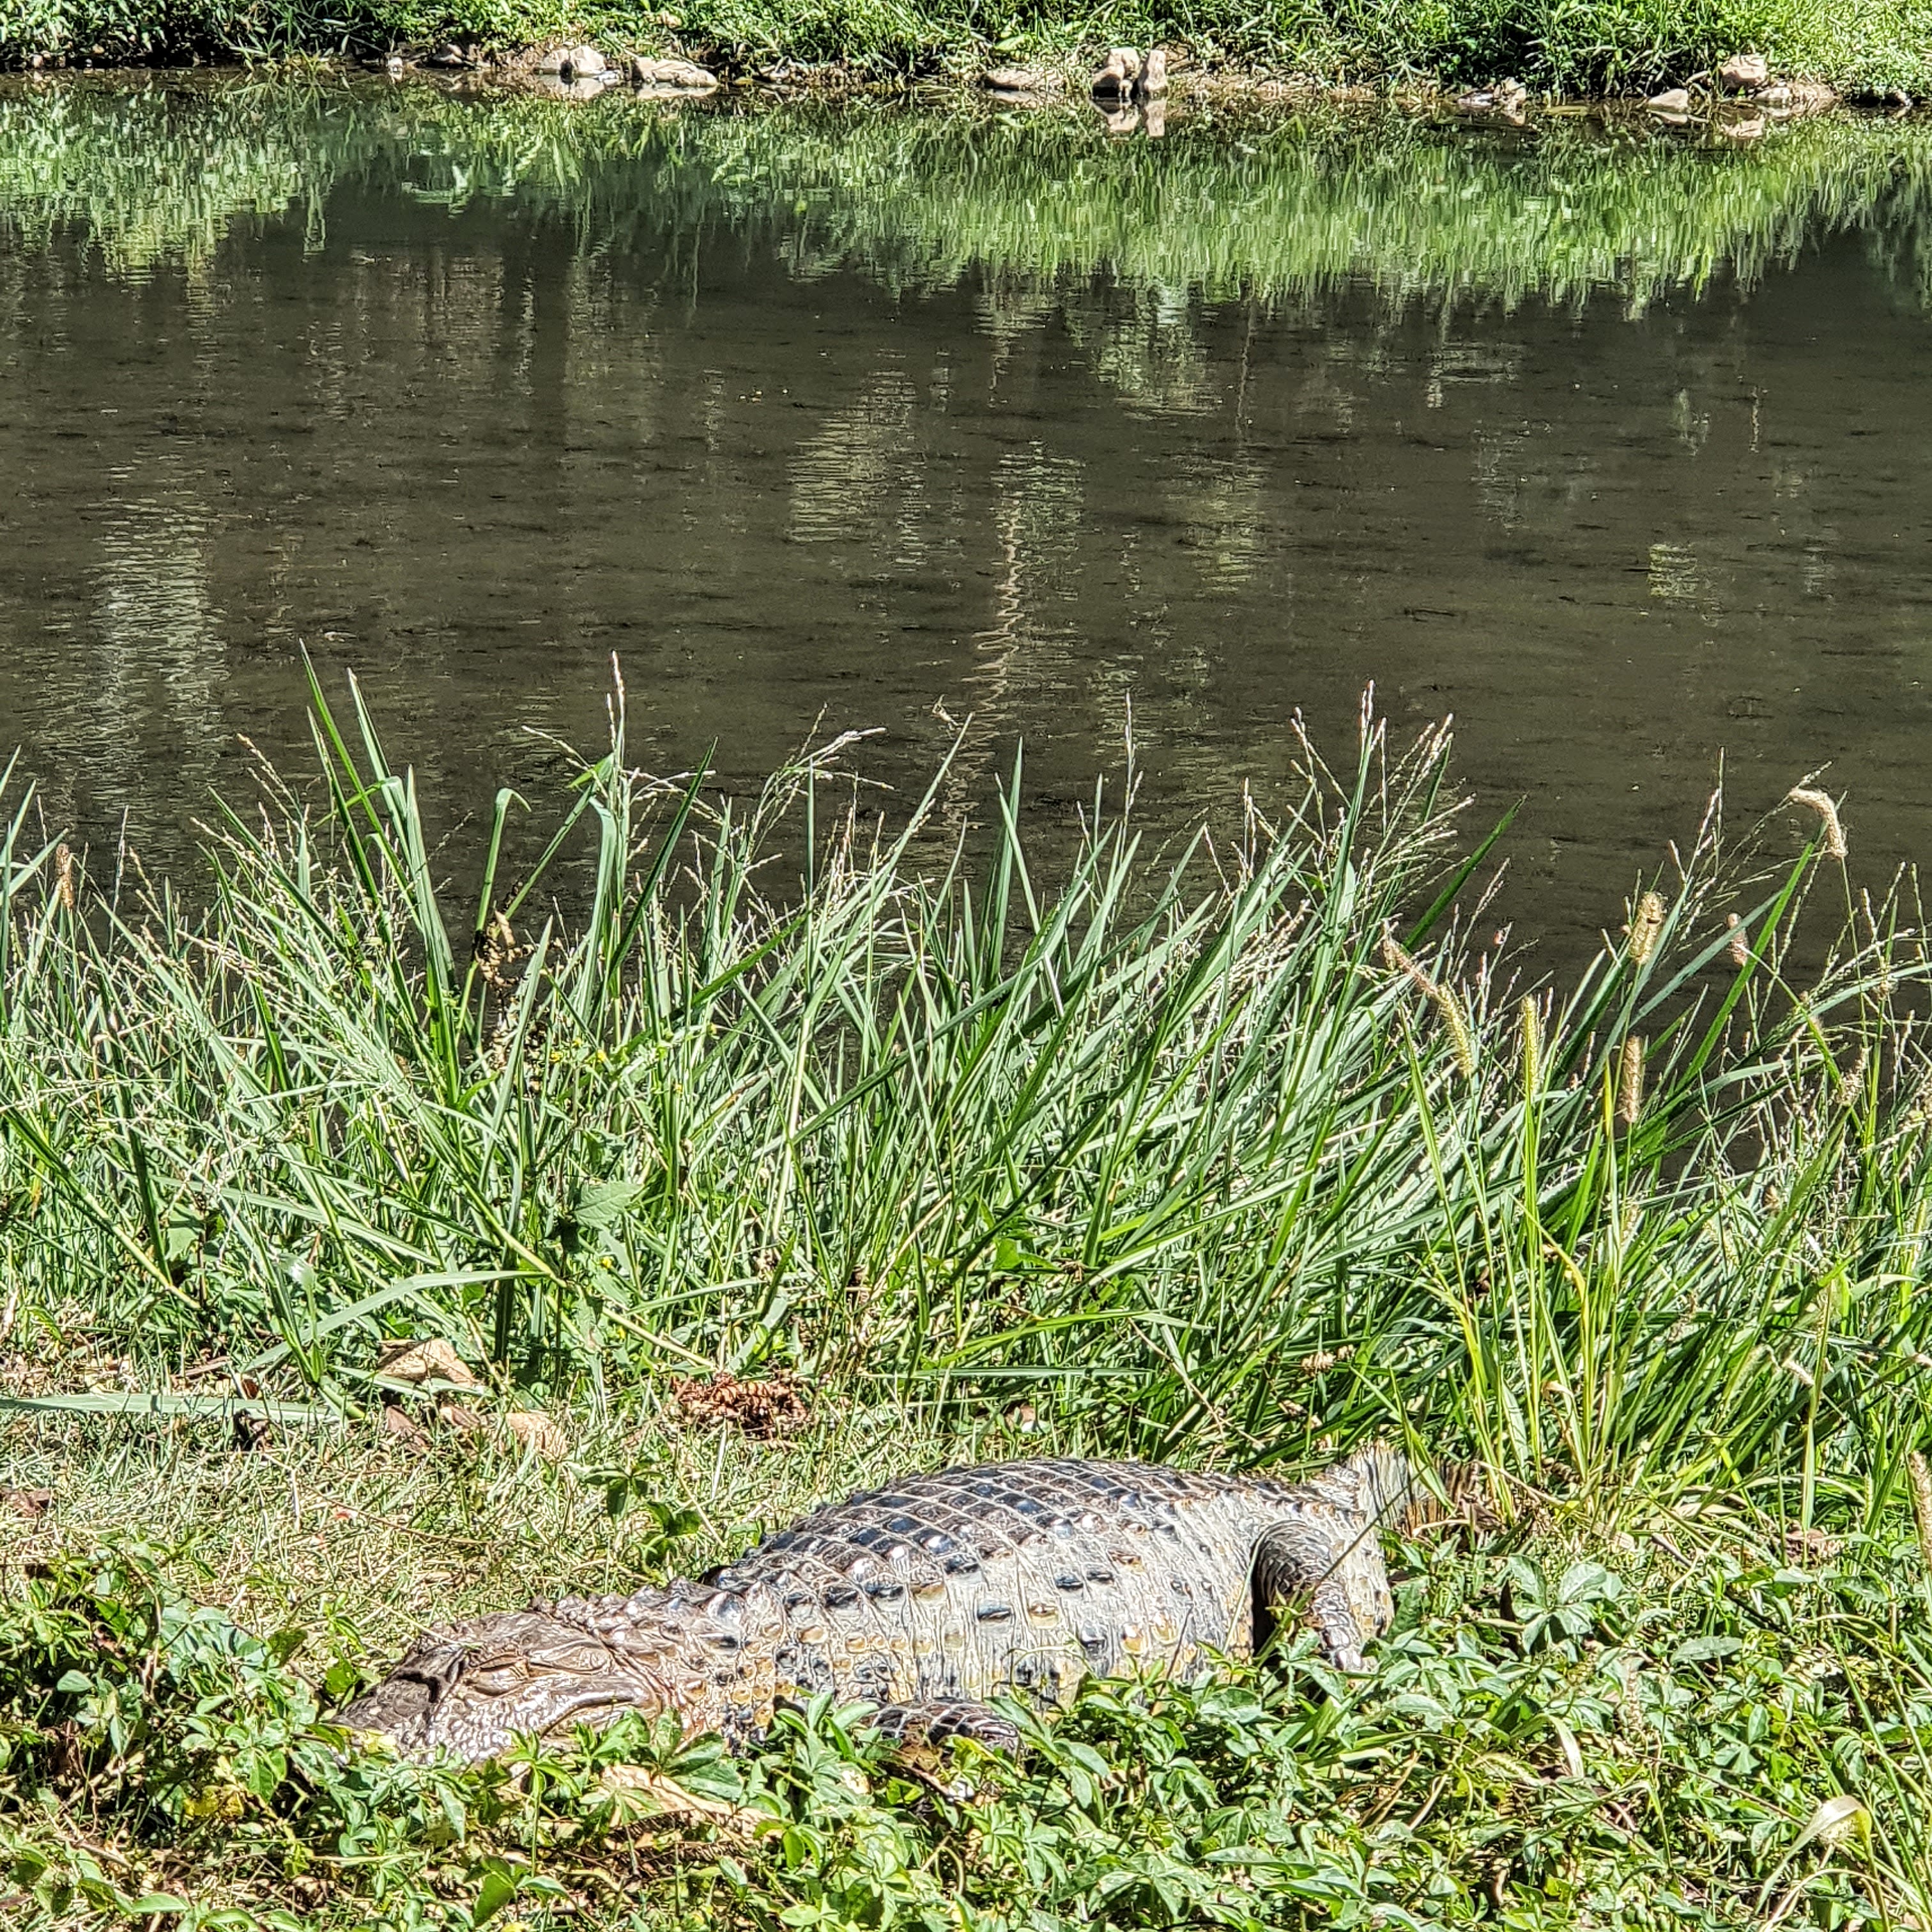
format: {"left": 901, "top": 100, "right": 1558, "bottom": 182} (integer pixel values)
{"left": 337, "top": 1586, "right": 783, "bottom": 1763}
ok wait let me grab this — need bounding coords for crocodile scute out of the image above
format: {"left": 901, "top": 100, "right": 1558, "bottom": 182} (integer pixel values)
{"left": 337, "top": 1445, "right": 1432, "bottom": 1763}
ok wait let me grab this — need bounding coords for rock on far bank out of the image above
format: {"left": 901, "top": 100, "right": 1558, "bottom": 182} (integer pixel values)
{"left": 534, "top": 42, "right": 614, "bottom": 77}
{"left": 979, "top": 65, "right": 1064, "bottom": 97}
{"left": 1716, "top": 51, "right": 1770, "bottom": 89}
{"left": 630, "top": 54, "right": 719, "bottom": 89}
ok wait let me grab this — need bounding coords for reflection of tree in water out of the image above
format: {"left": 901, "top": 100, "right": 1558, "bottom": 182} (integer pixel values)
{"left": 80, "top": 452, "right": 225, "bottom": 817}
{"left": 972, "top": 443, "right": 1085, "bottom": 712}
{"left": 1422, "top": 338, "right": 1522, "bottom": 413}
{"left": 1165, "top": 452, "right": 1270, "bottom": 588}
{"left": 1058, "top": 279, "right": 1217, "bottom": 416}
{"left": 916, "top": 443, "right": 1085, "bottom": 829}
{"left": 788, "top": 368, "right": 925, "bottom": 562}
{"left": 975, "top": 281, "right": 1057, "bottom": 387}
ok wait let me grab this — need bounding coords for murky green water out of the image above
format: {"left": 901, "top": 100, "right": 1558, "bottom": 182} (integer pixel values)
{"left": 4, "top": 75, "right": 1932, "bottom": 941}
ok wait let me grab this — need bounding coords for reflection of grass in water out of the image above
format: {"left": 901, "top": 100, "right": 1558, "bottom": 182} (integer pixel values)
{"left": 677, "top": 100, "right": 1932, "bottom": 312}
{"left": 0, "top": 78, "right": 318, "bottom": 272}
{"left": 5, "top": 77, "right": 1932, "bottom": 311}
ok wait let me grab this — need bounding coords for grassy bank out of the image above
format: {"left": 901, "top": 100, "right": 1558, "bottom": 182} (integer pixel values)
{"left": 5, "top": 0, "right": 1932, "bottom": 96}
{"left": 4, "top": 680, "right": 1932, "bottom": 1924}
{"left": 8, "top": 77, "right": 1932, "bottom": 312}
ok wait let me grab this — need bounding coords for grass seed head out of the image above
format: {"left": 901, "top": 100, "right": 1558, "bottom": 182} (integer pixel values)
{"left": 1383, "top": 929, "right": 1475, "bottom": 1077}
{"left": 1787, "top": 786, "right": 1848, "bottom": 860}
{"left": 1519, "top": 995, "right": 1543, "bottom": 1100}
{"left": 1616, "top": 1035, "right": 1644, "bottom": 1125}
{"left": 1627, "top": 891, "right": 1665, "bottom": 967}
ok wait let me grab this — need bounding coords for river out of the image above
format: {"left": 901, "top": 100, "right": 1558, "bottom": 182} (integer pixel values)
{"left": 3, "top": 74, "right": 1930, "bottom": 952}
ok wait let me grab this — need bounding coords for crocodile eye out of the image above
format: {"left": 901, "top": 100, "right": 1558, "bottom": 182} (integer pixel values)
{"left": 466, "top": 1665, "right": 529, "bottom": 1694}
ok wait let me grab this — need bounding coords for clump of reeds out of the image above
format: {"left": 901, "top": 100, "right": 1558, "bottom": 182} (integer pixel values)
{"left": 1, "top": 673, "right": 1929, "bottom": 1529}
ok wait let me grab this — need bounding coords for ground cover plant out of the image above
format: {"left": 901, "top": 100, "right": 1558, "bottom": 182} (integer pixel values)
{"left": 3, "top": 678, "right": 1932, "bottom": 1923}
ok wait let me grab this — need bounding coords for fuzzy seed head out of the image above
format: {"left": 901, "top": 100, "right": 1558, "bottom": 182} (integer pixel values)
{"left": 1627, "top": 891, "right": 1665, "bottom": 967}
{"left": 1787, "top": 786, "right": 1847, "bottom": 860}
{"left": 1519, "top": 995, "right": 1543, "bottom": 1101}
{"left": 1616, "top": 1036, "right": 1644, "bottom": 1126}
{"left": 1383, "top": 930, "right": 1475, "bottom": 1078}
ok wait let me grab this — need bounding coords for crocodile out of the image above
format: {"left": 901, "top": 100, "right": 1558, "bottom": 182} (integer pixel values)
{"left": 337, "top": 1444, "right": 1440, "bottom": 1763}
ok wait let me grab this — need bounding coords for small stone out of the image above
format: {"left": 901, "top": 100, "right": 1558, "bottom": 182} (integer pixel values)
{"left": 2, "top": 1485, "right": 53, "bottom": 1519}
{"left": 535, "top": 45, "right": 569, "bottom": 71}
{"left": 1139, "top": 47, "right": 1168, "bottom": 96}
{"left": 629, "top": 54, "right": 717, "bottom": 88}
{"left": 1456, "top": 75, "right": 1525, "bottom": 113}
{"left": 1091, "top": 47, "right": 1139, "bottom": 98}
{"left": 436, "top": 1398, "right": 487, "bottom": 1434}
{"left": 504, "top": 1409, "right": 569, "bottom": 1460}
{"left": 427, "top": 43, "right": 470, "bottom": 66}
{"left": 1759, "top": 82, "right": 1791, "bottom": 104}
{"left": 384, "top": 54, "right": 404, "bottom": 73}
{"left": 1716, "top": 51, "right": 1769, "bottom": 89}
{"left": 979, "top": 65, "right": 1058, "bottom": 95}
{"left": 558, "top": 43, "right": 609, "bottom": 77}
{"left": 1646, "top": 87, "right": 1692, "bottom": 111}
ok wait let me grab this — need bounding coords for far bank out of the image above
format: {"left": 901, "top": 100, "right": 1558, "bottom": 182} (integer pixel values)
{"left": 4, "top": 0, "right": 1932, "bottom": 103}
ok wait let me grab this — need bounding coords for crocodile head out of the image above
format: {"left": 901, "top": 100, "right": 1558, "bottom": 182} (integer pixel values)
{"left": 335, "top": 1582, "right": 782, "bottom": 1763}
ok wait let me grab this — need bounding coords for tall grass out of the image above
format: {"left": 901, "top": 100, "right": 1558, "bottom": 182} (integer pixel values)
{"left": 4, "top": 674, "right": 1930, "bottom": 1532}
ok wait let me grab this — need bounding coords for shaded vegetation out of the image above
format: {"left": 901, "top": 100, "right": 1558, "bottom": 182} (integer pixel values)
{"left": 6, "top": 0, "right": 1932, "bottom": 93}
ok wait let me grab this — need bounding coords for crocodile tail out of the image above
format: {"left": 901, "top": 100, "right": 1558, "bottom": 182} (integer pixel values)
{"left": 1337, "top": 1441, "right": 1498, "bottom": 1537}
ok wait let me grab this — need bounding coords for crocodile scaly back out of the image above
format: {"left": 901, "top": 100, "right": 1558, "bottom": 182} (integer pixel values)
{"left": 338, "top": 1448, "right": 1413, "bottom": 1762}
{"left": 709, "top": 1457, "right": 1305, "bottom": 1708}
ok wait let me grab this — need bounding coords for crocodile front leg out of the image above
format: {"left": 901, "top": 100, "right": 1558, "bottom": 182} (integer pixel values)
{"left": 1252, "top": 1505, "right": 1393, "bottom": 1671}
